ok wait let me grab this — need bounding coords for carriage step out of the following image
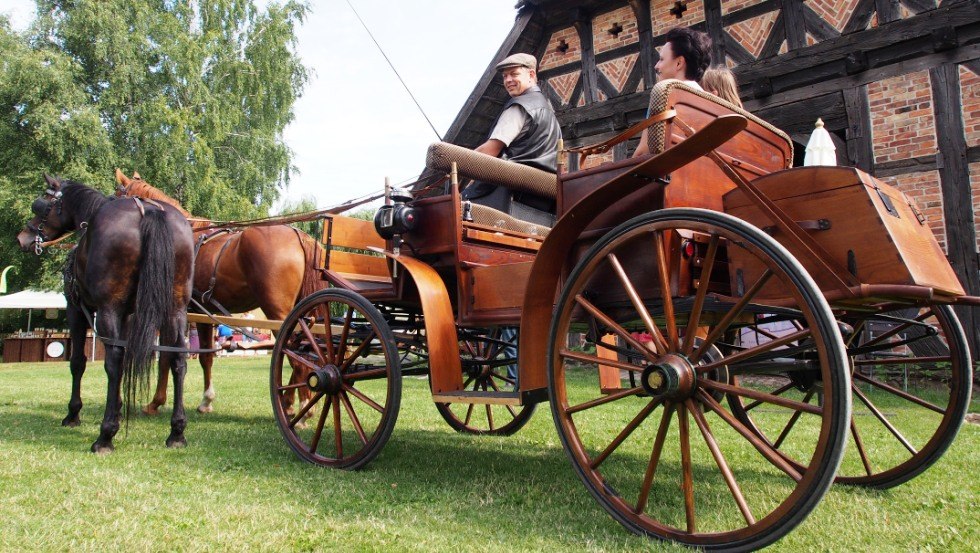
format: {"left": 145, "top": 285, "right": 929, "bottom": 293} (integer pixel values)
{"left": 431, "top": 391, "right": 522, "bottom": 406}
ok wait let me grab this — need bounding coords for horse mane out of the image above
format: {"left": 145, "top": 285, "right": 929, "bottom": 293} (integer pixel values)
{"left": 124, "top": 178, "right": 212, "bottom": 230}
{"left": 61, "top": 181, "right": 111, "bottom": 223}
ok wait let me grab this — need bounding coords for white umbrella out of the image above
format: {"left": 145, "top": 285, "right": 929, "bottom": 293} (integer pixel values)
{"left": 804, "top": 118, "right": 837, "bottom": 166}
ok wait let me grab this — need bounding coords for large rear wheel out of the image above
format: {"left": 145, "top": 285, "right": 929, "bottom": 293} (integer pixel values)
{"left": 548, "top": 209, "right": 850, "bottom": 550}
{"left": 270, "top": 289, "right": 401, "bottom": 470}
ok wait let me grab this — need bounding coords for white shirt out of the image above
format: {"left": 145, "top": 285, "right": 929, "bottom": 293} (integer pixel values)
{"left": 488, "top": 105, "right": 530, "bottom": 147}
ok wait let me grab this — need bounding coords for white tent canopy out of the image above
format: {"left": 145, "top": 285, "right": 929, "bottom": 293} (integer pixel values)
{"left": 0, "top": 290, "right": 67, "bottom": 310}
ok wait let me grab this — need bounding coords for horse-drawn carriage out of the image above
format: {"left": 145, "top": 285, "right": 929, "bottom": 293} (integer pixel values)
{"left": 267, "top": 80, "right": 974, "bottom": 550}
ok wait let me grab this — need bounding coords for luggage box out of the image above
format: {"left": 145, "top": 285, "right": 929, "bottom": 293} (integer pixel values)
{"left": 723, "top": 166, "right": 964, "bottom": 302}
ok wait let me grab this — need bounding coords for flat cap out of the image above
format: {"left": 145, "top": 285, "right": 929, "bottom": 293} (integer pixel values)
{"left": 495, "top": 53, "right": 537, "bottom": 72}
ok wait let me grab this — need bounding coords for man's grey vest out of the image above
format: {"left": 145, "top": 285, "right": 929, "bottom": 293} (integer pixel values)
{"left": 462, "top": 86, "right": 561, "bottom": 215}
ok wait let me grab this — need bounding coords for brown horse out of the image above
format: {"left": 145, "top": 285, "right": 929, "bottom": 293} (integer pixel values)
{"left": 114, "top": 170, "right": 325, "bottom": 414}
{"left": 17, "top": 175, "right": 194, "bottom": 452}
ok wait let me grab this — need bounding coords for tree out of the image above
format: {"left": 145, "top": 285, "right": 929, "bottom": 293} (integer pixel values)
{"left": 0, "top": 1, "right": 308, "bottom": 297}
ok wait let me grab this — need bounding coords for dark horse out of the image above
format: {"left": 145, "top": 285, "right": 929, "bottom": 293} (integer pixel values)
{"left": 16, "top": 175, "right": 194, "bottom": 452}
{"left": 115, "top": 171, "right": 324, "bottom": 414}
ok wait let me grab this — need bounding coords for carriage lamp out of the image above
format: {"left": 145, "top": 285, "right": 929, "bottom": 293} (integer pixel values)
{"left": 374, "top": 187, "right": 417, "bottom": 239}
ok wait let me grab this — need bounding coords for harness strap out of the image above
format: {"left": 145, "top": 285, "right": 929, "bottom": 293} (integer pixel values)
{"left": 201, "top": 234, "right": 238, "bottom": 305}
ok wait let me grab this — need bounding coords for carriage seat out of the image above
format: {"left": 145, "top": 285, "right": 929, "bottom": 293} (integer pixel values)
{"left": 643, "top": 79, "right": 793, "bottom": 160}
{"left": 426, "top": 142, "right": 556, "bottom": 236}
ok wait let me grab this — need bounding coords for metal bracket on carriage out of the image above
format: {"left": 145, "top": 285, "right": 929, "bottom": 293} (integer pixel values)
{"left": 761, "top": 219, "right": 831, "bottom": 235}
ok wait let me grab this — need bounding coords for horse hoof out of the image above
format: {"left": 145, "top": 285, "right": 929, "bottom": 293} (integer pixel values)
{"left": 143, "top": 404, "right": 160, "bottom": 416}
{"left": 62, "top": 417, "right": 81, "bottom": 427}
{"left": 197, "top": 404, "right": 213, "bottom": 414}
{"left": 91, "top": 443, "right": 114, "bottom": 455}
{"left": 166, "top": 436, "right": 187, "bottom": 448}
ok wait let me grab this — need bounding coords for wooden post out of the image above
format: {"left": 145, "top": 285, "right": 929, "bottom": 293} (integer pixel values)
{"left": 574, "top": 8, "right": 598, "bottom": 106}
{"left": 929, "top": 62, "right": 979, "bottom": 360}
{"left": 843, "top": 86, "right": 874, "bottom": 172}
{"left": 629, "top": 0, "right": 656, "bottom": 88}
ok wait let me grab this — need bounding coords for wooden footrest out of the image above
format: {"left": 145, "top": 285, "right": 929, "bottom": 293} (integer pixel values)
{"left": 431, "top": 390, "right": 522, "bottom": 406}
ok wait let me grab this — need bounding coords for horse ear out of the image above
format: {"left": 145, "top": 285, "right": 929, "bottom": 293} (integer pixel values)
{"left": 132, "top": 171, "right": 142, "bottom": 180}
{"left": 115, "top": 168, "right": 129, "bottom": 186}
{"left": 43, "top": 174, "right": 60, "bottom": 189}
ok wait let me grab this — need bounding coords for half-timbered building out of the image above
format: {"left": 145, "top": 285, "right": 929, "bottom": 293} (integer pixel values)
{"left": 442, "top": 0, "right": 980, "bottom": 353}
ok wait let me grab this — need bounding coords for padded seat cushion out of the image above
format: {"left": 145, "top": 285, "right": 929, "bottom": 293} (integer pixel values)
{"left": 646, "top": 80, "right": 794, "bottom": 161}
{"left": 426, "top": 142, "right": 558, "bottom": 200}
{"left": 470, "top": 204, "right": 550, "bottom": 237}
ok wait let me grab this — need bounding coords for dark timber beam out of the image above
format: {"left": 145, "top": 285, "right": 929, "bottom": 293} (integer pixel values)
{"left": 930, "top": 62, "right": 980, "bottom": 357}
{"left": 842, "top": 86, "right": 874, "bottom": 172}
{"left": 628, "top": 0, "right": 656, "bottom": 89}
{"left": 781, "top": 0, "right": 808, "bottom": 51}
{"left": 574, "top": 8, "right": 598, "bottom": 106}
{"left": 704, "top": 0, "right": 727, "bottom": 65}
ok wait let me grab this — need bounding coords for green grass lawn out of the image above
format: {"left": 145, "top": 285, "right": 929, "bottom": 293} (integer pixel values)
{"left": 0, "top": 357, "right": 976, "bottom": 552}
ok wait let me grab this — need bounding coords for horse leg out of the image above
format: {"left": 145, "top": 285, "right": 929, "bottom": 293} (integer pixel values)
{"left": 144, "top": 360, "right": 170, "bottom": 415}
{"left": 92, "top": 343, "right": 124, "bottom": 454}
{"left": 63, "top": 305, "right": 88, "bottom": 427}
{"left": 162, "top": 317, "right": 188, "bottom": 448}
{"left": 197, "top": 322, "right": 216, "bottom": 413}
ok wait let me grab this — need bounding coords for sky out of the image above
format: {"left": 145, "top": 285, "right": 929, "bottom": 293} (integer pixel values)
{"left": 0, "top": 0, "right": 519, "bottom": 210}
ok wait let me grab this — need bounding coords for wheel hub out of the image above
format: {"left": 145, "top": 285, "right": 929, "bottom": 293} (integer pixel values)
{"left": 641, "top": 354, "right": 696, "bottom": 399}
{"left": 307, "top": 365, "right": 343, "bottom": 394}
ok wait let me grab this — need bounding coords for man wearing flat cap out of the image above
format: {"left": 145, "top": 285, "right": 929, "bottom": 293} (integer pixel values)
{"left": 462, "top": 52, "right": 562, "bottom": 223}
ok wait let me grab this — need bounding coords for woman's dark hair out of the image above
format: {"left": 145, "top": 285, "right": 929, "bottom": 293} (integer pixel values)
{"left": 664, "top": 27, "right": 712, "bottom": 81}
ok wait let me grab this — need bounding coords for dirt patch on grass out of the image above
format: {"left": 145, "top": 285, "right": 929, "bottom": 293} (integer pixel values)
{"left": 966, "top": 413, "right": 980, "bottom": 425}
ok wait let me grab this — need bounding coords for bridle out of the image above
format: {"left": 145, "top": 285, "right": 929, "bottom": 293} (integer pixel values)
{"left": 27, "top": 187, "right": 64, "bottom": 255}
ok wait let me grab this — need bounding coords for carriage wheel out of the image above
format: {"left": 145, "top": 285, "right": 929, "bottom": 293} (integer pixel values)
{"left": 270, "top": 289, "right": 401, "bottom": 470}
{"left": 730, "top": 303, "right": 971, "bottom": 488}
{"left": 548, "top": 209, "right": 849, "bottom": 550}
{"left": 434, "top": 328, "right": 536, "bottom": 435}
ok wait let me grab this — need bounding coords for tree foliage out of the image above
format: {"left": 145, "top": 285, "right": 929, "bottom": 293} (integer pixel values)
{"left": 0, "top": 1, "right": 308, "bottom": 294}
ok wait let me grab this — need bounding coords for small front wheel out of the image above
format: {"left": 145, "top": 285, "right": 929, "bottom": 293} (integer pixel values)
{"left": 270, "top": 289, "right": 401, "bottom": 470}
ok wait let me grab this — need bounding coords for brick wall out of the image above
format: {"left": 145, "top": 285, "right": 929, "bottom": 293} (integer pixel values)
{"left": 961, "top": 65, "right": 979, "bottom": 149}
{"left": 804, "top": 0, "right": 864, "bottom": 32}
{"left": 652, "top": 0, "right": 704, "bottom": 37}
{"left": 868, "top": 71, "right": 937, "bottom": 164}
{"left": 545, "top": 71, "right": 580, "bottom": 106}
{"left": 540, "top": 27, "right": 581, "bottom": 71}
{"left": 727, "top": 11, "right": 778, "bottom": 58}
{"left": 592, "top": 6, "right": 638, "bottom": 55}
{"left": 972, "top": 163, "right": 980, "bottom": 252}
{"left": 598, "top": 54, "right": 640, "bottom": 95}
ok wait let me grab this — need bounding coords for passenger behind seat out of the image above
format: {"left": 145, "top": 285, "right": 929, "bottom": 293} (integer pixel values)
{"left": 460, "top": 52, "right": 561, "bottom": 227}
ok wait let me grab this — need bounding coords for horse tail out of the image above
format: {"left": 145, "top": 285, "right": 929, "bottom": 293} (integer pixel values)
{"left": 123, "top": 209, "right": 176, "bottom": 417}
{"left": 298, "top": 230, "right": 327, "bottom": 302}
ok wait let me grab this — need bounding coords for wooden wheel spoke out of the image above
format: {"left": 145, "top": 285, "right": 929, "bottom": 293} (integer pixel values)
{"left": 297, "top": 319, "right": 328, "bottom": 365}
{"left": 462, "top": 376, "right": 475, "bottom": 390}
{"left": 344, "top": 384, "right": 384, "bottom": 414}
{"left": 845, "top": 319, "right": 867, "bottom": 348}
{"left": 678, "top": 401, "right": 696, "bottom": 533}
{"left": 702, "top": 379, "right": 822, "bottom": 415}
{"left": 773, "top": 390, "right": 815, "bottom": 449}
{"left": 590, "top": 398, "right": 663, "bottom": 469}
{"left": 308, "top": 395, "right": 332, "bottom": 454}
{"left": 339, "top": 330, "right": 377, "bottom": 372}
{"left": 852, "top": 372, "right": 946, "bottom": 415}
{"left": 635, "top": 402, "right": 674, "bottom": 515}
{"left": 850, "top": 418, "right": 874, "bottom": 476}
{"left": 289, "top": 391, "right": 325, "bottom": 429}
{"left": 282, "top": 349, "right": 321, "bottom": 374}
{"left": 691, "top": 269, "right": 774, "bottom": 364}
{"left": 743, "top": 381, "right": 797, "bottom": 412}
{"left": 464, "top": 403, "right": 475, "bottom": 426}
{"left": 688, "top": 399, "right": 755, "bottom": 525}
{"left": 607, "top": 252, "right": 669, "bottom": 353}
{"left": 485, "top": 378, "right": 519, "bottom": 418}
{"left": 333, "top": 395, "right": 343, "bottom": 458}
{"left": 343, "top": 367, "right": 389, "bottom": 382}
{"left": 697, "top": 329, "right": 812, "bottom": 374}
{"left": 574, "top": 295, "right": 659, "bottom": 363}
{"left": 489, "top": 370, "right": 516, "bottom": 386}
{"left": 682, "top": 234, "right": 720, "bottom": 355}
{"left": 560, "top": 348, "right": 645, "bottom": 373}
{"left": 567, "top": 386, "right": 644, "bottom": 415}
{"left": 341, "top": 391, "right": 368, "bottom": 445}
{"left": 337, "top": 307, "right": 354, "bottom": 362}
{"left": 313, "top": 303, "right": 337, "bottom": 361}
{"left": 698, "top": 390, "right": 803, "bottom": 482}
{"left": 651, "top": 231, "right": 679, "bottom": 351}
{"left": 276, "top": 381, "right": 309, "bottom": 393}
{"left": 485, "top": 403, "right": 495, "bottom": 431}
{"left": 852, "top": 385, "right": 918, "bottom": 455}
